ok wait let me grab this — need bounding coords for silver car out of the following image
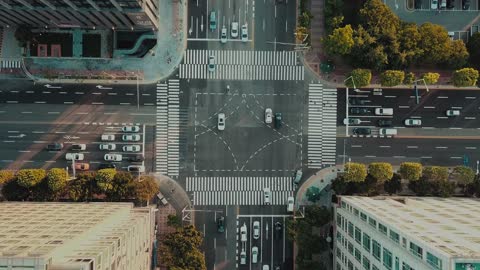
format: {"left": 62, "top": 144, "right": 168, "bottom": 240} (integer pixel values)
{"left": 99, "top": 143, "right": 116, "bottom": 151}
{"left": 208, "top": 55, "right": 215, "bottom": 72}
{"left": 122, "top": 145, "right": 141, "bottom": 152}
{"left": 122, "top": 134, "right": 141, "bottom": 141}
{"left": 104, "top": 154, "right": 122, "bottom": 162}
{"left": 122, "top": 125, "right": 140, "bottom": 132}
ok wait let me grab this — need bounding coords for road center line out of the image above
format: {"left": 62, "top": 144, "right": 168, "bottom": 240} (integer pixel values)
{"left": 379, "top": 146, "right": 390, "bottom": 148}
{"left": 407, "top": 146, "right": 418, "bottom": 148}
{"left": 435, "top": 146, "right": 448, "bottom": 149}
{"left": 465, "top": 147, "right": 477, "bottom": 150}
{"left": 351, "top": 145, "right": 362, "bottom": 148}
{"left": 437, "top": 96, "right": 448, "bottom": 99}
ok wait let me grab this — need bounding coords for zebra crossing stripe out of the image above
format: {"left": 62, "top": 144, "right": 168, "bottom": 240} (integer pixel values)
{"left": 191, "top": 190, "right": 294, "bottom": 206}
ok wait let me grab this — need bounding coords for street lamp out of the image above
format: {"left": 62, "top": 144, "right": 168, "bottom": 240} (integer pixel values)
{"left": 412, "top": 79, "right": 429, "bottom": 104}
{"left": 476, "top": 160, "right": 479, "bottom": 175}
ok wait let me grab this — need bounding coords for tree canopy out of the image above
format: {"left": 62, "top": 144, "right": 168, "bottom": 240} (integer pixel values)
{"left": 46, "top": 168, "right": 68, "bottom": 193}
{"left": 160, "top": 225, "right": 206, "bottom": 270}
{"left": 452, "top": 68, "right": 479, "bottom": 87}
{"left": 344, "top": 162, "right": 367, "bottom": 182}
{"left": 0, "top": 170, "right": 15, "bottom": 184}
{"left": 399, "top": 162, "right": 422, "bottom": 181}
{"left": 467, "top": 32, "right": 480, "bottom": 69}
{"left": 16, "top": 169, "right": 46, "bottom": 188}
{"left": 134, "top": 176, "right": 159, "bottom": 204}
{"left": 105, "top": 171, "right": 135, "bottom": 201}
{"left": 346, "top": 68, "right": 372, "bottom": 88}
{"left": 95, "top": 169, "right": 117, "bottom": 192}
{"left": 324, "top": 25, "right": 354, "bottom": 55}
{"left": 368, "top": 162, "right": 393, "bottom": 183}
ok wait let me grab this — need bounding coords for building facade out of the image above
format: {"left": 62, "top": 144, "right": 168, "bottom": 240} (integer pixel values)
{"left": 334, "top": 196, "right": 480, "bottom": 270}
{"left": 0, "top": 202, "right": 156, "bottom": 270}
{"left": 0, "top": 0, "right": 158, "bottom": 30}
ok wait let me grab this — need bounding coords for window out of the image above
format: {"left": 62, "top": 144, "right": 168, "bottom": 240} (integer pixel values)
{"left": 355, "top": 227, "right": 362, "bottom": 244}
{"left": 395, "top": 257, "right": 399, "bottom": 270}
{"left": 390, "top": 230, "right": 400, "bottom": 243}
{"left": 360, "top": 212, "right": 367, "bottom": 221}
{"left": 427, "top": 252, "right": 442, "bottom": 270}
{"left": 372, "top": 240, "right": 381, "bottom": 261}
{"left": 372, "top": 265, "right": 380, "bottom": 270}
{"left": 363, "top": 256, "right": 371, "bottom": 270}
{"left": 337, "top": 213, "right": 342, "bottom": 226}
{"left": 348, "top": 222, "right": 354, "bottom": 237}
{"left": 379, "top": 223, "right": 388, "bottom": 235}
{"left": 363, "top": 233, "right": 371, "bottom": 252}
{"left": 383, "top": 248, "right": 392, "bottom": 269}
{"left": 337, "top": 231, "right": 342, "bottom": 241}
{"left": 354, "top": 208, "right": 359, "bottom": 216}
{"left": 348, "top": 260, "right": 354, "bottom": 270}
{"left": 337, "top": 262, "right": 342, "bottom": 270}
{"left": 336, "top": 248, "right": 342, "bottom": 258}
{"left": 355, "top": 248, "right": 361, "bottom": 262}
{"left": 402, "top": 237, "right": 407, "bottom": 248}
{"left": 402, "top": 262, "right": 415, "bottom": 270}
{"left": 410, "top": 242, "right": 423, "bottom": 259}
{"left": 348, "top": 242, "right": 354, "bottom": 255}
{"left": 342, "top": 201, "right": 346, "bottom": 208}
{"left": 369, "top": 217, "right": 377, "bottom": 228}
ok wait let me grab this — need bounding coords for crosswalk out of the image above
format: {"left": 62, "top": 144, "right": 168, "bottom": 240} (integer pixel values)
{"left": 307, "top": 84, "right": 337, "bottom": 169}
{"left": 179, "top": 50, "right": 304, "bottom": 81}
{"left": 186, "top": 177, "right": 295, "bottom": 205}
{"left": 0, "top": 59, "right": 21, "bottom": 71}
{"left": 155, "top": 80, "right": 180, "bottom": 176}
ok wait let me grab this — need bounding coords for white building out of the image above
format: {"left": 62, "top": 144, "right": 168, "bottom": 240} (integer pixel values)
{"left": 334, "top": 196, "right": 480, "bottom": 270}
{"left": 0, "top": 202, "right": 156, "bottom": 270}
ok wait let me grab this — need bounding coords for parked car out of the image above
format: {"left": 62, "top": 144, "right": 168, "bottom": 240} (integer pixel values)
{"left": 446, "top": 0, "right": 454, "bottom": 8}
{"left": 127, "top": 165, "right": 145, "bottom": 173}
{"left": 217, "top": 216, "right": 225, "bottom": 232}
{"left": 440, "top": 0, "right": 446, "bottom": 8}
{"left": 275, "top": 222, "right": 283, "bottom": 239}
{"left": 415, "top": 0, "right": 422, "bottom": 8}
{"left": 99, "top": 143, "right": 116, "bottom": 151}
{"left": 287, "top": 196, "right": 294, "bottom": 212}
{"left": 122, "top": 134, "right": 140, "bottom": 141}
{"left": 218, "top": 113, "right": 225, "bottom": 130}
{"left": 343, "top": 118, "right": 361, "bottom": 125}
{"left": 349, "top": 98, "right": 367, "bottom": 105}
{"left": 46, "top": 142, "right": 63, "bottom": 151}
{"left": 104, "top": 154, "right": 122, "bottom": 161}
{"left": 74, "top": 163, "right": 90, "bottom": 171}
{"left": 293, "top": 169, "right": 302, "bottom": 186}
{"left": 220, "top": 26, "right": 227, "bottom": 43}
{"left": 274, "top": 113, "right": 282, "bottom": 129}
{"left": 128, "top": 155, "right": 144, "bottom": 162}
{"left": 122, "top": 145, "right": 141, "bottom": 152}
{"left": 265, "top": 108, "right": 273, "bottom": 123}
{"left": 350, "top": 107, "right": 371, "bottom": 115}
{"left": 263, "top": 265, "right": 270, "bottom": 270}
{"left": 404, "top": 119, "right": 422, "bottom": 126}
{"left": 374, "top": 108, "right": 393, "bottom": 116}
{"left": 431, "top": 0, "right": 438, "bottom": 9}
{"left": 65, "top": 153, "right": 84, "bottom": 161}
{"left": 462, "top": 0, "right": 470, "bottom": 9}
{"left": 208, "top": 55, "right": 216, "bottom": 72}
{"left": 240, "top": 223, "right": 247, "bottom": 242}
{"left": 240, "top": 250, "right": 247, "bottom": 264}
{"left": 99, "top": 163, "right": 116, "bottom": 169}
{"left": 209, "top": 11, "right": 216, "bottom": 31}
{"left": 251, "top": 246, "right": 258, "bottom": 263}
{"left": 253, "top": 221, "right": 260, "bottom": 239}
{"left": 446, "top": 109, "right": 460, "bottom": 116}
{"left": 379, "top": 128, "right": 398, "bottom": 136}
{"left": 241, "top": 24, "right": 248, "bottom": 42}
{"left": 71, "top": 144, "right": 86, "bottom": 151}
{"left": 122, "top": 125, "right": 140, "bottom": 132}
{"left": 231, "top": 22, "right": 239, "bottom": 38}
{"left": 353, "top": 128, "right": 371, "bottom": 135}
{"left": 377, "top": 119, "right": 393, "bottom": 127}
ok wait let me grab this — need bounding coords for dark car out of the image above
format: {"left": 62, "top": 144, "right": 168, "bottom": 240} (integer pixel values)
{"left": 99, "top": 163, "right": 116, "bottom": 169}
{"left": 377, "top": 119, "right": 393, "bottom": 127}
{"left": 462, "top": 0, "right": 470, "bottom": 9}
{"left": 46, "top": 142, "right": 63, "bottom": 151}
{"left": 274, "top": 222, "right": 283, "bottom": 238}
{"left": 350, "top": 107, "right": 371, "bottom": 115}
{"left": 128, "top": 155, "right": 145, "bottom": 162}
{"left": 217, "top": 216, "right": 225, "bottom": 233}
{"left": 415, "top": 0, "right": 422, "bottom": 8}
{"left": 446, "top": 0, "right": 454, "bottom": 8}
{"left": 274, "top": 113, "right": 282, "bottom": 129}
{"left": 353, "top": 128, "right": 371, "bottom": 135}
{"left": 349, "top": 98, "right": 367, "bottom": 105}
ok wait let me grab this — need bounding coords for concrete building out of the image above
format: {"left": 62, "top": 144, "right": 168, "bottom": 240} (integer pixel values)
{"left": 0, "top": 202, "right": 156, "bottom": 270}
{"left": 0, "top": 0, "right": 158, "bottom": 30}
{"left": 334, "top": 196, "right": 480, "bottom": 270}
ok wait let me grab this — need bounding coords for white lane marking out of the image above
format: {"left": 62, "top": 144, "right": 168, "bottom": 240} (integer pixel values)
{"left": 365, "top": 155, "right": 377, "bottom": 158}
{"left": 18, "top": 150, "right": 31, "bottom": 153}
{"left": 465, "top": 147, "right": 477, "bottom": 150}
{"left": 120, "top": 103, "right": 131, "bottom": 105}
{"left": 7, "top": 131, "right": 19, "bottom": 133}
{"left": 64, "top": 101, "right": 74, "bottom": 104}
{"left": 108, "top": 93, "right": 118, "bottom": 95}
{"left": 34, "top": 101, "right": 46, "bottom": 104}
{"left": 6, "top": 101, "right": 18, "bottom": 103}
{"left": 32, "top": 131, "right": 45, "bottom": 134}
{"left": 422, "top": 127, "right": 435, "bottom": 129}
{"left": 384, "top": 96, "right": 396, "bottom": 98}
{"left": 26, "top": 91, "right": 34, "bottom": 93}
{"left": 436, "top": 116, "right": 448, "bottom": 119}
{"left": 75, "top": 92, "right": 84, "bottom": 94}
{"left": 465, "top": 96, "right": 476, "bottom": 99}
{"left": 379, "top": 146, "right": 390, "bottom": 148}
{"left": 451, "top": 106, "right": 462, "bottom": 109}
{"left": 410, "top": 116, "right": 422, "bottom": 119}
{"left": 393, "top": 156, "right": 406, "bottom": 158}
{"left": 450, "top": 156, "right": 462, "bottom": 159}
{"left": 42, "top": 91, "right": 51, "bottom": 94}
{"left": 421, "top": 156, "right": 432, "bottom": 159}
{"left": 76, "top": 112, "right": 88, "bottom": 115}
{"left": 435, "top": 146, "right": 448, "bottom": 149}
{"left": 92, "top": 102, "right": 104, "bottom": 105}
{"left": 398, "top": 106, "right": 409, "bottom": 109}
{"left": 59, "top": 91, "right": 67, "bottom": 94}
{"left": 21, "top": 111, "right": 32, "bottom": 114}
{"left": 104, "top": 112, "right": 118, "bottom": 115}
{"left": 33, "top": 141, "right": 47, "bottom": 143}
{"left": 45, "top": 161, "right": 56, "bottom": 163}
{"left": 449, "top": 127, "right": 462, "bottom": 129}
{"left": 144, "top": 103, "right": 155, "bottom": 106}
{"left": 351, "top": 145, "right": 362, "bottom": 148}
{"left": 424, "top": 106, "right": 435, "bottom": 109}
{"left": 129, "top": 113, "right": 156, "bottom": 116}
{"left": 0, "top": 160, "right": 13, "bottom": 162}
{"left": 125, "top": 93, "right": 135, "bottom": 96}
{"left": 92, "top": 92, "right": 102, "bottom": 95}
{"left": 465, "top": 117, "right": 476, "bottom": 120}
{"left": 47, "top": 112, "right": 60, "bottom": 114}
{"left": 10, "top": 90, "right": 18, "bottom": 93}
{"left": 437, "top": 96, "right": 448, "bottom": 99}
{"left": 54, "top": 131, "right": 66, "bottom": 134}
{"left": 407, "top": 146, "right": 418, "bottom": 149}
{"left": 142, "top": 93, "right": 151, "bottom": 96}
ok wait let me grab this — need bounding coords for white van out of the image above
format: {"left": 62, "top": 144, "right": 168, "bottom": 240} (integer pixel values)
{"left": 379, "top": 128, "right": 397, "bottom": 136}
{"left": 374, "top": 108, "right": 393, "bottom": 116}
{"left": 287, "top": 197, "right": 294, "bottom": 212}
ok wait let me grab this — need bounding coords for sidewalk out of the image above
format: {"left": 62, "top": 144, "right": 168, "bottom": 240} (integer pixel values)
{"left": 296, "top": 166, "right": 342, "bottom": 206}
{"left": 1, "top": 0, "right": 187, "bottom": 84}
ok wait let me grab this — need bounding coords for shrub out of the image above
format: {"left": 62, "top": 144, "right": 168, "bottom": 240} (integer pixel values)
{"left": 95, "top": 169, "right": 117, "bottom": 192}
{"left": 452, "top": 68, "right": 479, "bottom": 87}
{"left": 404, "top": 72, "right": 415, "bottom": 85}
{"left": 421, "top": 72, "right": 440, "bottom": 84}
{"left": 380, "top": 70, "right": 405, "bottom": 86}
{"left": 0, "top": 170, "right": 15, "bottom": 184}
{"left": 399, "top": 162, "right": 422, "bottom": 181}
{"left": 46, "top": 168, "right": 68, "bottom": 192}
{"left": 344, "top": 162, "right": 367, "bottom": 182}
{"left": 16, "top": 169, "right": 46, "bottom": 188}
{"left": 346, "top": 69, "right": 371, "bottom": 88}
{"left": 368, "top": 162, "right": 394, "bottom": 183}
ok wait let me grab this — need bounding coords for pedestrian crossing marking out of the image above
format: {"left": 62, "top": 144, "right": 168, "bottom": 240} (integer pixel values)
{"left": 0, "top": 58, "right": 21, "bottom": 70}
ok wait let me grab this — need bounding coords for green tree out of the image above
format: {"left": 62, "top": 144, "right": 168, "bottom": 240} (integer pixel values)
{"left": 452, "top": 68, "right": 479, "bottom": 87}
{"left": 384, "top": 173, "right": 403, "bottom": 195}
{"left": 68, "top": 172, "right": 96, "bottom": 202}
{"left": 465, "top": 176, "right": 480, "bottom": 197}
{"left": 422, "top": 166, "right": 448, "bottom": 182}
{"left": 1, "top": 178, "right": 30, "bottom": 201}
{"left": 16, "top": 169, "right": 46, "bottom": 188}
{"left": 368, "top": 162, "right": 394, "bottom": 183}
{"left": 359, "top": 0, "right": 400, "bottom": 38}
{"left": 134, "top": 176, "right": 159, "bottom": 204}
{"left": 306, "top": 186, "right": 322, "bottom": 202}
{"left": 451, "top": 166, "right": 475, "bottom": 186}
{"left": 404, "top": 72, "right": 415, "bottom": 85}
{"left": 105, "top": 171, "right": 135, "bottom": 201}
{"left": 467, "top": 32, "right": 480, "bottom": 69}
{"left": 380, "top": 70, "right": 405, "bottom": 86}
{"left": 331, "top": 176, "right": 349, "bottom": 195}
{"left": 418, "top": 23, "right": 451, "bottom": 64}
{"left": 167, "top": 214, "right": 182, "bottom": 228}
{"left": 305, "top": 205, "right": 331, "bottom": 226}
{"left": 398, "top": 23, "right": 423, "bottom": 67}
{"left": 160, "top": 225, "right": 206, "bottom": 270}
{"left": 345, "top": 69, "right": 372, "bottom": 88}
{"left": 448, "top": 40, "right": 469, "bottom": 68}
{"left": 324, "top": 0, "right": 344, "bottom": 33}
{"left": 46, "top": 168, "right": 68, "bottom": 193}
{"left": 299, "top": 11, "right": 313, "bottom": 28}
{"left": 431, "top": 180, "right": 456, "bottom": 197}
{"left": 408, "top": 177, "right": 431, "bottom": 196}
{"left": 324, "top": 25, "right": 354, "bottom": 55}
{"left": 95, "top": 168, "right": 116, "bottom": 193}
{"left": 344, "top": 162, "right": 367, "bottom": 182}
{"left": 421, "top": 72, "right": 440, "bottom": 84}
{"left": 399, "top": 162, "right": 422, "bottom": 181}
{"left": 0, "top": 170, "right": 15, "bottom": 184}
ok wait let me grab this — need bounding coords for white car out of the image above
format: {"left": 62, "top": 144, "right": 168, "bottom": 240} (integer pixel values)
{"left": 127, "top": 165, "right": 145, "bottom": 172}
{"left": 65, "top": 153, "right": 84, "bottom": 161}
{"left": 218, "top": 113, "right": 225, "bottom": 131}
{"left": 99, "top": 143, "right": 116, "bottom": 151}
{"left": 265, "top": 108, "right": 273, "bottom": 123}
{"left": 122, "top": 125, "right": 140, "bottom": 132}
{"left": 343, "top": 118, "right": 361, "bottom": 125}
{"left": 251, "top": 246, "right": 258, "bottom": 263}
{"left": 231, "top": 22, "right": 239, "bottom": 38}
{"left": 446, "top": 109, "right": 460, "bottom": 116}
{"left": 374, "top": 108, "right": 393, "bottom": 116}
{"left": 123, "top": 145, "right": 141, "bottom": 152}
{"left": 287, "top": 196, "right": 294, "bottom": 212}
{"left": 220, "top": 26, "right": 227, "bottom": 43}
{"left": 208, "top": 55, "right": 215, "bottom": 72}
{"left": 240, "top": 250, "right": 247, "bottom": 265}
{"left": 240, "top": 223, "right": 247, "bottom": 242}
{"left": 264, "top": 187, "right": 271, "bottom": 205}
{"left": 71, "top": 144, "right": 86, "bottom": 151}
{"left": 104, "top": 154, "right": 122, "bottom": 162}
{"left": 263, "top": 265, "right": 270, "bottom": 270}
{"left": 253, "top": 221, "right": 260, "bottom": 239}
{"left": 431, "top": 0, "right": 438, "bottom": 9}
{"left": 404, "top": 119, "right": 422, "bottom": 126}
{"left": 241, "top": 24, "right": 248, "bottom": 42}
{"left": 101, "top": 134, "right": 115, "bottom": 141}
{"left": 122, "top": 134, "right": 141, "bottom": 141}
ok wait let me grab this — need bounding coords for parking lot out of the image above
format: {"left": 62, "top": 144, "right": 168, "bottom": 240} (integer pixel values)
{"left": 191, "top": 84, "right": 303, "bottom": 175}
